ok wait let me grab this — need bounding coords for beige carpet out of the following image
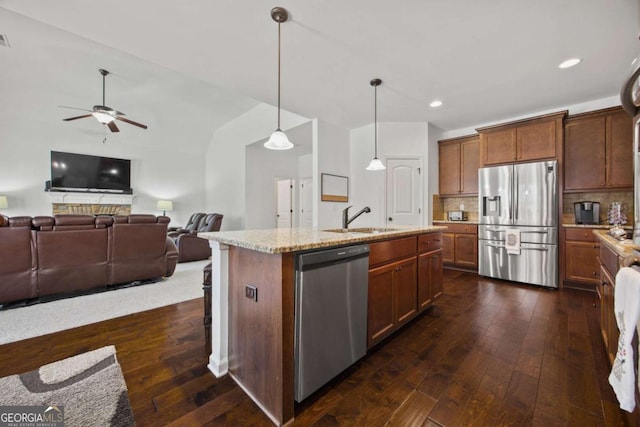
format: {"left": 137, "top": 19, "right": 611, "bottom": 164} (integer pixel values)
{"left": 0, "top": 260, "right": 210, "bottom": 345}
{"left": 0, "top": 345, "right": 135, "bottom": 426}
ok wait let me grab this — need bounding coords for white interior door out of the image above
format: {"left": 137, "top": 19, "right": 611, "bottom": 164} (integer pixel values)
{"left": 276, "top": 179, "right": 293, "bottom": 228}
{"left": 386, "top": 158, "right": 422, "bottom": 226}
{"left": 300, "top": 177, "right": 313, "bottom": 227}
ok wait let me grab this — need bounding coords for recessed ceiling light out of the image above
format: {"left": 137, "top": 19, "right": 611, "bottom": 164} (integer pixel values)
{"left": 558, "top": 58, "right": 581, "bottom": 69}
{"left": 430, "top": 100, "right": 443, "bottom": 108}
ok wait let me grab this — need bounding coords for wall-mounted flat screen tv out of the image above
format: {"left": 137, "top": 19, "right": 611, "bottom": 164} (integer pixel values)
{"left": 50, "top": 151, "right": 132, "bottom": 192}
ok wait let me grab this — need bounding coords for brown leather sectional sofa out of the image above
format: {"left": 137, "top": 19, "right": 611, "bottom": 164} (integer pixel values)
{"left": 0, "top": 214, "right": 178, "bottom": 306}
{"left": 169, "top": 213, "right": 223, "bottom": 263}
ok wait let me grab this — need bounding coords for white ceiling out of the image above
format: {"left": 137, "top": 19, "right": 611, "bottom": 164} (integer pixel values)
{"left": 1, "top": 0, "right": 639, "bottom": 133}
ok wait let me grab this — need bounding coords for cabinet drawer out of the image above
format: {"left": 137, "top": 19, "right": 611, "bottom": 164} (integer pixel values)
{"left": 369, "top": 237, "right": 417, "bottom": 266}
{"left": 565, "top": 228, "right": 597, "bottom": 242}
{"left": 418, "top": 233, "right": 443, "bottom": 253}
{"left": 600, "top": 244, "right": 619, "bottom": 277}
{"left": 445, "top": 223, "right": 477, "bottom": 235}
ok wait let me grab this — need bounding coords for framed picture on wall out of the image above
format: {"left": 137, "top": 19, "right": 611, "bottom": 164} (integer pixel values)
{"left": 321, "top": 173, "right": 349, "bottom": 202}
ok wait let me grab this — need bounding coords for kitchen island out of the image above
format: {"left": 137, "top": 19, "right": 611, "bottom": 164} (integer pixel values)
{"left": 198, "top": 226, "right": 445, "bottom": 425}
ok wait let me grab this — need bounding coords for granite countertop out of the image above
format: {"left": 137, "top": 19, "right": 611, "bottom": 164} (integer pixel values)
{"left": 432, "top": 220, "right": 480, "bottom": 225}
{"left": 563, "top": 223, "right": 633, "bottom": 230}
{"left": 198, "top": 226, "right": 446, "bottom": 254}
{"left": 592, "top": 229, "right": 639, "bottom": 258}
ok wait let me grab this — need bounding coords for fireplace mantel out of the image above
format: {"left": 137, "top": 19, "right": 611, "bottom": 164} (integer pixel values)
{"left": 46, "top": 191, "right": 134, "bottom": 205}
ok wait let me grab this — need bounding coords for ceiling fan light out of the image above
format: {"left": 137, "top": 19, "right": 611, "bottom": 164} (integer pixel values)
{"left": 366, "top": 157, "right": 386, "bottom": 171}
{"left": 93, "top": 111, "right": 114, "bottom": 124}
{"left": 264, "top": 129, "right": 294, "bottom": 150}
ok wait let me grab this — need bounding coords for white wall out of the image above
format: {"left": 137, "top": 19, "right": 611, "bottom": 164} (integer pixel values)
{"left": 244, "top": 123, "right": 313, "bottom": 230}
{"left": 350, "top": 122, "right": 430, "bottom": 227}
{"left": 205, "top": 104, "right": 310, "bottom": 230}
{"left": 314, "top": 120, "right": 353, "bottom": 229}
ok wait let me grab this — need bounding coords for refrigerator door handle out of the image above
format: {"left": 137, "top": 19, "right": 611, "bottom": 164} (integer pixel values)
{"left": 509, "top": 169, "right": 513, "bottom": 221}
{"left": 514, "top": 169, "right": 519, "bottom": 221}
{"left": 522, "top": 246, "right": 549, "bottom": 252}
{"left": 522, "top": 230, "right": 549, "bottom": 234}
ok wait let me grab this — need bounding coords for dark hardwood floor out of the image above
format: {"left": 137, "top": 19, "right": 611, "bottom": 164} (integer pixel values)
{"left": 0, "top": 270, "right": 633, "bottom": 426}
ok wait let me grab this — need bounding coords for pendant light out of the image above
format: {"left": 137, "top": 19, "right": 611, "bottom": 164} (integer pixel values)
{"left": 366, "top": 78, "right": 386, "bottom": 171}
{"left": 264, "top": 7, "right": 294, "bottom": 150}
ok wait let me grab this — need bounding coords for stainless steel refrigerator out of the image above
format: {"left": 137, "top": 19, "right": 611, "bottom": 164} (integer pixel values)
{"left": 478, "top": 160, "right": 558, "bottom": 288}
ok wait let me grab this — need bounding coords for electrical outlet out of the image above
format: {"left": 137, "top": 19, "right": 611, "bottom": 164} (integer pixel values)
{"left": 245, "top": 285, "right": 258, "bottom": 302}
{"left": 460, "top": 203, "right": 465, "bottom": 211}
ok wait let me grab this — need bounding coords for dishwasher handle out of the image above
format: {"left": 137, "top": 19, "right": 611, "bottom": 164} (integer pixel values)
{"left": 297, "top": 244, "right": 370, "bottom": 271}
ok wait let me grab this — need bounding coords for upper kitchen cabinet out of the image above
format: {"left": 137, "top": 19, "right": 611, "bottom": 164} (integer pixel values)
{"left": 477, "top": 111, "right": 566, "bottom": 166}
{"left": 438, "top": 135, "right": 479, "bottom": 196}
{"left": 564, "top": 106, "right": 633, "bottom": 191}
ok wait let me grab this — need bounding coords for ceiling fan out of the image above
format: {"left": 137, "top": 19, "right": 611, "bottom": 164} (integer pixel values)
{"left": 61, "top": 68, "right": 148, "bottom": 132}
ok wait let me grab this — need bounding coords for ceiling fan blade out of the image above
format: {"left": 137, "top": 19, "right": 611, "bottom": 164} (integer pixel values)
{"left": 115, "top": 116, "right": 148, "bottom": 129}
{"left": 63, "top": 114, "right": 93, "bottom": 121}
{"left": 59, "top": 105, "right": 92, "bottom": 112}
{"left": 107, "top": 121, "right": 120, "bottom": 132}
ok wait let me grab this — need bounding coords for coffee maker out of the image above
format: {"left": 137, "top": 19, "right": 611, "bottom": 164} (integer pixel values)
{"left": 574, "top": 201, "right": 600, "bottom": 224}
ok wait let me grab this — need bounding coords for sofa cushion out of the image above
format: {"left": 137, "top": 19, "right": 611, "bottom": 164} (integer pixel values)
{"left": 36, "top": 228, "right": 109, "bottom": 297}
{"left": 0, "top": 220, "right": 37, "bottom": 303}
{"left": 108, "top": 217, "right": 169, "bottom": 284}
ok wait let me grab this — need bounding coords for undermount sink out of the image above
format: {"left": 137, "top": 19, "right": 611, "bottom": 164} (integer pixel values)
{"left": 323, "top": 227, "right": 400, "bottom": 234}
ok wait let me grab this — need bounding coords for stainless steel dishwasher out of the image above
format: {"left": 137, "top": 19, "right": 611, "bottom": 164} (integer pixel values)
{"left": 294, "top": 243, "right": 369, "bottom": 402}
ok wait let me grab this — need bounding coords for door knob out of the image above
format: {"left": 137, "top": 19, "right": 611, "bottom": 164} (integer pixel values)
{"left": 388, "top": 217, "right": 393, "bottom": 221}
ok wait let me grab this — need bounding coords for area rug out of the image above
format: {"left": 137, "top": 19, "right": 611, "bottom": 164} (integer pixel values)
{"left": 0, "top": 260, "right": 210, "bottom": 345}
{"left": 0, "top": 345, "right": 135, "bottom": 426}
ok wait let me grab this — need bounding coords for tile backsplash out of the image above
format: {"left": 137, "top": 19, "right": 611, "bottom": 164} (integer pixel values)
{"left": 434, "top": 190, "right": 633, "bottom": 225}
{"left": 562, "top": 191, "right": 633, "bottom": 225}
{"left": 433, "top": 195, "right": 478, "bottom": 222}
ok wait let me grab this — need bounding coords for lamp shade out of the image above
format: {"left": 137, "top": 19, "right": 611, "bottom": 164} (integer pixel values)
{"left": 0, "top": 196, "right": 7, "bottom": 209}
{"left": 156, "top": 200, "right": 173, "bottom": 212}
{"left": 264, "top": 130, "right": 294, "bottom": 150}
{"left": 366, "top": 157, "right": 386, "bottom": 171}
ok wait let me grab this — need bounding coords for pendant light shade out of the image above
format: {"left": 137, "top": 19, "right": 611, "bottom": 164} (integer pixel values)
{"left": 265, "top": 129, "right": 293, "bottom": 150}
{"left": 264, "top": 7, "right": 294, "bottom": 151}
{"left": 366, "top": 78, "right": 385, "bottom": 171}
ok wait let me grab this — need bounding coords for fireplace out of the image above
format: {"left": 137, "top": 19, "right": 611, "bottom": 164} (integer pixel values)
{"left": 47, "top": 191, "right": 133, "bottom": 215}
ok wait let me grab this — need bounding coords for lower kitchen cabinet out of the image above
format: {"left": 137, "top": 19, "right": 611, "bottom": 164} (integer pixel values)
{"left": 367, "top": 232, "right": 443, "bottom": 348}
{"left": 442, "top": 223, "right": 478, "bottom": 271}
{"left": 563, "top": 228, "right": 600, "bottom": 290}
{"left": 368, "top": 256, "right": 417, "bottom": 347}
{"left": 418, "top": 250, "right": 443, "bottom": 311}
{"left": 597, "top": 239, "right": 621, "bottom": 366}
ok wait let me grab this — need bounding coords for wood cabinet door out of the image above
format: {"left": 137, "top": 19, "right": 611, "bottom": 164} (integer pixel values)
{"left": 429, "top": 251, "right": 443, "bottom": 300}
{"left": 516, "top": 120, "right": 556, "bottom": 161}
{"left": 367, "top": 263, "right": 395, "bottom": 347}
{"left": 439, "top": 141, "right": 461, "bottom": 195}
{"left": 606, "top": 110, "right": 633, "bottom": 189}
{"left": 441, "top": 233, "right": 455, "bottom": 264}
{"left": 600, "top": 265, "right": 617, "bottom": 365}
{"left": 454, "top": 234, "right": 478, "bottom": 268}
{"left": 564, "top": 116, "right": 606, "bottom": 190}
{"left": 481, "top": 128, "right": 517, "bottom": 165}
{"left": 393, "top": 257, "right": 417, "bottom": 326}
{"left": 564, "top": 241, "right": 600, "bottom": 284}
{"left": 460, "top": 137, "right": 480, "bottom": 195}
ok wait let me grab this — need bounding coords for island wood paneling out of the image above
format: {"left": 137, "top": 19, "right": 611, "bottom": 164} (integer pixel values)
{"left": 228, "top": 246, "right": 294, "bottom": 425}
